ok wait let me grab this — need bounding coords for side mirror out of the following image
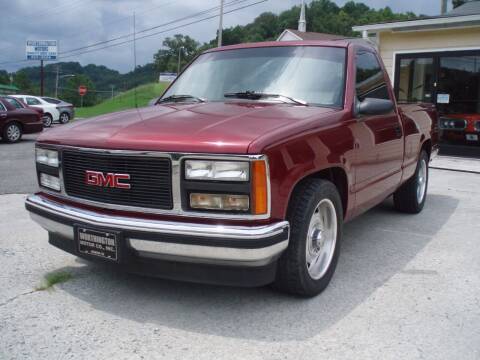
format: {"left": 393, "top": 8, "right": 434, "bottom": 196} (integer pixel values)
{"left": 356, "top": 98, "right": 394, "bottom": 116}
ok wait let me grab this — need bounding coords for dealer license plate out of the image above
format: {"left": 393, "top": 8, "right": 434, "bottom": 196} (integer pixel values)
{"left": 76, "top": 227, "right": 118, "bottom": 261}
{"left": 466, "top": 134, "right": 478, "bottom": 141}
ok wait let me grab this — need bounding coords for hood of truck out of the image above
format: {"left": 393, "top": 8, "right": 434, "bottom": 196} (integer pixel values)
{"left": 38, "top": 102, "right": 338, "bottom": 153}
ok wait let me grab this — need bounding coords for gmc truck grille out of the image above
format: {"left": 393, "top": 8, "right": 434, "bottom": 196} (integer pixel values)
{"left": 62, "top": 150, "right": 173, "bottom": 210}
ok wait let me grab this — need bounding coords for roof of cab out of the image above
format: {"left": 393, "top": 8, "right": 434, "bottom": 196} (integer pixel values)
{"left": 204, "top": 39, "right": 358, "bottom": 53}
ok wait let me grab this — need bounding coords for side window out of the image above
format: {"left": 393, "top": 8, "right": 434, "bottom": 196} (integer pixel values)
{"left": 0, "top": 102, "right": 6, "bottom": 111}
{"left": 356, "top": 51, "right": 390, "bottom": 102}
{"left": 5, "top": 98, "right": 23, "bottom": 109}
{"left": 26, "top": 97, "right": 41, "bottom": 105}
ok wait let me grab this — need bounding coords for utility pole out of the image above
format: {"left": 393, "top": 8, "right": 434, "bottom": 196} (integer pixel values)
{"left": 441, "top": 0, "right": 448, "bottom": 14}
{"left": 133, "top": 11, "right": 138, "bottom": 108}
{"left": 111, "top": 85, "right": 115, "bottom": 100}
{"left": 40, "top": 60, "right": 44, "bottom": 96}
{"left": 218, "top": 0, "right": 224, "bottom": 47}
{"left": 55, "top": 65, "right": 60, "bottom": 98}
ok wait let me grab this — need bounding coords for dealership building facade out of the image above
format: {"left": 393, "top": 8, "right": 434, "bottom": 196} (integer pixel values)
{"left": 353, "top": 1, "right": 480, "bottom": 153}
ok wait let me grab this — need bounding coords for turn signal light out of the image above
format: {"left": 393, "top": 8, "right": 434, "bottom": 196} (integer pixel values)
{"left": 251, "top": 160, "right": 268, "bottom": 215}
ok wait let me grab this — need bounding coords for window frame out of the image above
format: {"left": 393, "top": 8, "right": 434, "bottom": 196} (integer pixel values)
{"left": 355, "top": 49, "right": 392, "bottom": 103}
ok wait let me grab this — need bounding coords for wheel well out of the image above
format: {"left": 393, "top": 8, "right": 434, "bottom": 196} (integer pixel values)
{"left": 422, "top": 139, "right": 432, "bottom": 159}
{"left": 292, "top": 167, "right": 349, "bottom": 218}
{"left": 44, "top": 112, "right": 52, "bottom": 118}
{"left": 4, "top": 120, "right": 23, "bottom": 131}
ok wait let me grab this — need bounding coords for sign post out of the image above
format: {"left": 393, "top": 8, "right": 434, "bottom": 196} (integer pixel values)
{"left": 79, "top": 85, "right": 87, "bottom": 107}
{"left": 26, "top": 40, "right": 58, "bottom": 96}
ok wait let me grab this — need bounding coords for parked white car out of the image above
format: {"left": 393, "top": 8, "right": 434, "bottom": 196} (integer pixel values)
{"left": 11, "top": 95, "right": 74, "bottom": 127}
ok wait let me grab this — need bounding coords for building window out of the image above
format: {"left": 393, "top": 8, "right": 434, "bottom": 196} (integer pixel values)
{"left": 397, "top": 57, "right": 434, "bottom": 103}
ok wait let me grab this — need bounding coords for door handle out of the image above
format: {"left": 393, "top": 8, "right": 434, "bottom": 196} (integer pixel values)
{"left": 0, "top": 113, "right": 7, "bottom": 118}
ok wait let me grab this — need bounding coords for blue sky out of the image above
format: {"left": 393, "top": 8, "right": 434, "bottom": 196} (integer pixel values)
{"left": 0, "top": 0, "right": 450, "bottom": 73}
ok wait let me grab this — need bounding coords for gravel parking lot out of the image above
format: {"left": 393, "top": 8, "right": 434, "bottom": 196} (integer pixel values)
{"left": 0, "top": 151, "right": 479, "bottom": 359}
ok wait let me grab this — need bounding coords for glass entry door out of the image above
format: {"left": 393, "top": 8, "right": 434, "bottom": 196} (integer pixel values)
{"left": 396, "top": 56, "right": 435, "bottom": 103}
{"left": 437, "top": 55, "right": 480, "bottom": 114}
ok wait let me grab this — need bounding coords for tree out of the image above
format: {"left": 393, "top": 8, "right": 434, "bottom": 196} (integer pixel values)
{"left": 0, "top": 70, "right": 9, "bottom": 85}
{"left": 452, "top": 0, "right": 466, "bottom": 8}
{"left": 13, "top": 71, "right": 34, "bottom": 93}
{"left": 153, "top": 34, "right": 199, "bottom": 73}
{"left": 61, "top": 75, "right": 96, "bottom": 107}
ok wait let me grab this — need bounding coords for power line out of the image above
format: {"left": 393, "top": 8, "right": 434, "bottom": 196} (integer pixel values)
{"left": 4, "top": 0, "right": 92, "bottom": 26}
{"left": 0, "top": 0, "right": 178, "bottom": 62}
{"left": 0, "top": 0, "right": 267, "bottom": 67}
{"left": 60, "top": 0, "right": 181, "bottom": 40}
{"left": 59, "top": 0, "right": 267, "bottom": 60}
{"left": 60, "top": 0, "right": 248, "bottom": 56}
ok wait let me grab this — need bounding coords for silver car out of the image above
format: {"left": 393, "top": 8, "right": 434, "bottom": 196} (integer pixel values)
{"left": 41, "top": 97, "right": 75, "bottom": 124}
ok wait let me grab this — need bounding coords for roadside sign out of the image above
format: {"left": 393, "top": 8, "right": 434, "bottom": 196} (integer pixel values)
{"left": 78, "top": 86, "right": 87, "bottom": 96}
{"left": 26, "top": 40, "right": 58, "bottom": 61}
{"left": 159, "top": 73, "right": 177, "bottom": 83}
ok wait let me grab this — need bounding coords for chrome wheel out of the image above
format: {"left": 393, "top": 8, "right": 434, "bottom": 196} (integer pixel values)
{"left": 417, "top": 159, "right": 427, "bottom": 203}
{"left": 60, "top": 113, "right": 70, "bottom": 124}
{"left": 306, "top": 199, "right": 338, "bottom": 280}
{"left": 6, "top": 124, "right": 21, "bottom": 142}
{"left": 43, "top": 115, "right": 52, "bottom": 127}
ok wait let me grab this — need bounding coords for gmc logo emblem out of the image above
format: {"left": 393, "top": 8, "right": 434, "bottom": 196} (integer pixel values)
{"left": 85, "top": 171, "right": 131, "bottom": 189}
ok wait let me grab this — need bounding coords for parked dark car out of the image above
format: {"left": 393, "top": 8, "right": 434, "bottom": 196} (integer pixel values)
{"left": 0, "top": 97, "right": 43, "bottom": 143}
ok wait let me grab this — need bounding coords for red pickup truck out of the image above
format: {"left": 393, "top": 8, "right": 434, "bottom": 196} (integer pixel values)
{"left": 25, "top": 40, "right": 438, "bottom": 297}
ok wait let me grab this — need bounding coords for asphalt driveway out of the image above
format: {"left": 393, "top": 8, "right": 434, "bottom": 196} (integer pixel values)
{"left": 0, "top": 133, "right": 39, "bottom": 195}
{"left": 0, "top": 168, "right": 479, "bottom": 359}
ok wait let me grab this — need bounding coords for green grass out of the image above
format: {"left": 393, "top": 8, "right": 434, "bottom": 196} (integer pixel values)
{"left": 36, "top": 271, "right": 73, "bottom": 291}
{"left": 76, "top": 82, "right": 168, "bottom": 119}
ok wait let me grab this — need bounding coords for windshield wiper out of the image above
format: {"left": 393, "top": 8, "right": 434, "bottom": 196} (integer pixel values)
{"left": 158, "top": 95, "right": 205, "bottom": 104}
{"left": 224, "top": 91, "right": 308, "bottom": 106}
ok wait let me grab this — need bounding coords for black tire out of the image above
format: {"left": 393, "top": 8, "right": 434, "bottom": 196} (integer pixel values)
{"left": 43, "top": 114, "right": 53, "bottom": 127}
{"left": 393, "top": 150, "right": 429, "bottom": 214}
{"left": 3, "top": 122, "right": 22, "bottom": 143}
{"left": 274, "top": 178, "right": 343, "bottom": 297}
{"left": 59, "top": 112, "right": 70, "bottom": 124}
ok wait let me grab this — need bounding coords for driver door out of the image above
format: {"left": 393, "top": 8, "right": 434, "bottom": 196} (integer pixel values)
{"left": 351, "top": 50, "right": 405, "bottom": 216}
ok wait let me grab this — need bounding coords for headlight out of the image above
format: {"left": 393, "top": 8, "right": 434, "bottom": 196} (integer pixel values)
{"left": 40, "top": 173, "right": 61, "bottom": 191}
{"left": 185, "top": 160, "right": 249, "bottom": 181}
{"left": 36, "top": 148, "right": 59, "bottom": 167}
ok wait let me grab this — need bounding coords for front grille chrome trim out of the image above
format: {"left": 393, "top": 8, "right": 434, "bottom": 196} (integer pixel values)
{"left": 37, "top": 145, "right": 271, "bottom": 220}
{"left": 62, "top": 150, "right": 173, "bottom": 210}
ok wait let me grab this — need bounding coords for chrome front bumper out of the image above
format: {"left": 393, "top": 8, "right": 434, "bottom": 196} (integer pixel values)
{"left": 25, "top": 195, "right": 290, "bottom": 267}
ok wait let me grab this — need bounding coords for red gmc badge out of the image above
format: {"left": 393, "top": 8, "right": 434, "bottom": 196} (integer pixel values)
{"left": 85, "top": 171, "right": 131, "bottom": 189}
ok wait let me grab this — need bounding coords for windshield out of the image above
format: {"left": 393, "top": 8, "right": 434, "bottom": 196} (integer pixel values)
{"left": 163, "top": 46, "right": 346, "bottom": 107}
